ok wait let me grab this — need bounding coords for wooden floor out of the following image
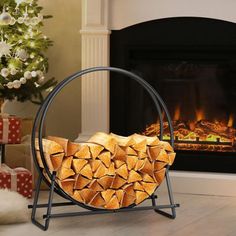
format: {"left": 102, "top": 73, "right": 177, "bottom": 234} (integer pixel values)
{"left": 1, "top": 191, "right": 236, "bottom": 236}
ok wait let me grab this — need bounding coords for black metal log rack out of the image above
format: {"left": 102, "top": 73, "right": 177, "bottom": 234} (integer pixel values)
{"left": 28, "top": 67, "right": 180, "bottom": 231}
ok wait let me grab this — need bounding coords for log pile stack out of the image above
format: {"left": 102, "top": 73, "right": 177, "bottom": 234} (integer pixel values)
{"left": 35, "top": 132, "right": 175, "bottom": 209}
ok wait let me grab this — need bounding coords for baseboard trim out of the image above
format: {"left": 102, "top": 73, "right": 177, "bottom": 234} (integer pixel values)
{"left": 158, "top": 171, "right": 236, "bottom": 197}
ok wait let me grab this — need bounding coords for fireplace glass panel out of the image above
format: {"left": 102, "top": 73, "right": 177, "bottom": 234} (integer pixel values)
{"left": 110, "top": 17, "right": 236, "bottom": 173}
{"left": 131, "top": 58, "right": 236, "bottom": 153}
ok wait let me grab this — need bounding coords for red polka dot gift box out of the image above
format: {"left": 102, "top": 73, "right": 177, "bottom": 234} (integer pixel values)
{"left": 0, "top": 164, "right": 32, "bottom": 198}
{"left": 0, "top": 116, "right": 22, "bottom": 144}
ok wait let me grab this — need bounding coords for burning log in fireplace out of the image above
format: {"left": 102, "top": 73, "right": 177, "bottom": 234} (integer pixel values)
{"left": 143, "top": 119, "right": 236, "bottom": 152}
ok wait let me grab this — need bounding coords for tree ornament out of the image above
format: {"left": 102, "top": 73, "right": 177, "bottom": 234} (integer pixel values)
{"left": 24, "top": 71, "right": 32, "bottom": 79}
{"left": 38, "top": 76, "right": 45, "bottom": 84}
{"left": 10, "top": 17, "right": 16, "bottom": 25}
{"left": 7, "top": 82, "right": 13, "bottom": 89}
{"left": 10, "top": 68, "right": 17, "bottom": 75}
{"left": 13, "top": 80, "right": 21, "bottom": 89}
{"left": 20, "top": 77, "right": 27, "bottom": 84}
{"left": 0, "top": 41, "right": 12, "bottom": 57}
{"left": 31, "top": 71, "right": 37, "bottom": 77}
{"left": 15, "top": 0, "right": 25, "bottom": 4}
{"left": 0, "top": 12, "right": 12, "bottom": 25}
{"left": 15, "top": 0, "right": 29, "bottom": 5}
{"left": 37, "top": 70, "right": 43, "bottom": 77}
{"left": 17, "top": 17, "right": 24, "bottom": 24}
{"left": 24, "top": 17, "right": 31, "bottom": 26}
{"left": 15, "top": 49, "right": 29, "bottom": 61}
{"left": 1, "top": 68, "right": 10, "bottom": 77}
{"left": 30, "top": 17, "right": 40, "bottom": 26}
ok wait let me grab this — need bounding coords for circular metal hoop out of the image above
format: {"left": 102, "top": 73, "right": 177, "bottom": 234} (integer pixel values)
{"left": 31, "top": 66, "right": 174, "bottom": 210}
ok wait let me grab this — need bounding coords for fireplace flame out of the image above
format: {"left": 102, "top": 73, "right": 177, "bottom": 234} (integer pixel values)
{"left": 227, "top": 114, "right": 234, "bottom": 127}
{"left": 143, "top": 108, "right": 236, "bottom": 152}
{"left": 173, "top": 105, "right": 181, "bottom": 120}
{"left": 195, "top": 108, "right": 205, "bottom": 121}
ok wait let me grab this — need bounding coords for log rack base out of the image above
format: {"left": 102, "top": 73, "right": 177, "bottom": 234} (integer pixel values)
{"left": 28, "top": 170, "right": 179, "bottom": 231}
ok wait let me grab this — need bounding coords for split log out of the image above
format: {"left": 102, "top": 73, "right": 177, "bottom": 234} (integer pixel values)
{"left": 131, "top": 133, "right": 159, "bottom": 146}
{"left": 88, "top": 180, "right": 104, "bottom": 192}
{"left": 116, "top": 164, "right": 128, "bottom": 179}
{"left": 67, "top": 141, "right": 81, "bottom": 156}
{"left": 110, "top": 133, "right": 135, "bottom": 146}
{"left": 50, "top": 153, "right": 64, "bottom": 171}
{"left": 97, "top": 176, "right": 114, "bottom": 190}
{"left": 73, "top": 191, "right": 84, "bottom": 203}
{"left": 89, "top": 193, "right": 105, "bottom": 207}
{"left": 111, "top": 175, "right": 126, "bottom": 189}
{"left": 105, "top": 195, "right": 120, "bottom": 209}
{"left": 72, "top": 159, "right": 88, "bottom": 174}
{"left": 98, "top": 151, "right": 111, "bottom": 167}
{"left": 80, "top": 189, "right": 96, "bottom": 204}
{"left": 88, "top": 132, "right": 117, "bottom": 154}
{"left": 58, "top": 178, "right": 75, "bottom": 196}
{"left": 74, "top": 145, "right": 91, "bottom": 159}
{"left": 122, "top": 192, "right": 136, "bottom": 207}
{"left": 135, "top": 191, "right": 149, "bottom": 204}
{"left": 47, "top": 136, "right": 81, "bottom": 156}
{"left": 122, "top": 146, "right": 137, "bottom": 155}
{"left": 112, "top": 145, "right": 126, "bottom": 161}
{"left": 74, "top": 175, "right": 91, "bottom": 189}
{"left": 47, "top": 136, "right": 68, "bottom": 154}
{"left": 61, "top": 156, "right": 73, "bottom": 169}
{"left": 87, "top": 143, "right": 104, "bottom": 159}
{"left": 57, "top": 167, "right": 75, "bottom": 180}
{"left": 35, "top": 138, "right": 64, "bottom": 170}
{"left": 126, "top": 155, "right": 138, "bottom": 170}
{"left": 101, "top": 189, "right": 115, "bottom": 203}
{"left": 154, "top": 168, "right": 166, "bottom": 184}
{"left": 115, "top": 189, "right": 125, "bottom": 203}
{"left": 123, "top": 184, "right": 135, "bottom": 197}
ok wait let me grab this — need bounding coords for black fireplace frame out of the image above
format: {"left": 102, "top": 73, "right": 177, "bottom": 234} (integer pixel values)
{"left": 110, "top": 17, "right": 236, "bottom": 173}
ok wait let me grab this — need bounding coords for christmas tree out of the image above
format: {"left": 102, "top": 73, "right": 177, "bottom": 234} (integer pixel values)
{"left": 0, "top": 0, "right": 56, "bottom": 104}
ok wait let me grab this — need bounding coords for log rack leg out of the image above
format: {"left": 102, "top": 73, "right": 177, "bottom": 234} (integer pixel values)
{"left": 29, "top": 171, "right": 56, "bottom": 231}
{"left": 153, "top": 169, "right": 179, "bottom": 219}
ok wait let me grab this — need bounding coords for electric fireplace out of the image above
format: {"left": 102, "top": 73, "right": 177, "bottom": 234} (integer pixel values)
{"left": 110, "top": 17, "right": 236, "bottom": 173}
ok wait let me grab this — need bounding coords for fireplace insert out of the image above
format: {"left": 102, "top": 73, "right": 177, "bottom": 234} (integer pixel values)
{"left": 110, "top": 17, "right": 236, "bottom": 173}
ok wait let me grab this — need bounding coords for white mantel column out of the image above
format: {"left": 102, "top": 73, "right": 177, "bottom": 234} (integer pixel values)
{"left": 77, "top": 0, "right": 110, "bottom": 141}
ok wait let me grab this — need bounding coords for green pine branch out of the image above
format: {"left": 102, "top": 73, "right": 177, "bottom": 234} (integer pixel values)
{"left": 0, "top": 0, "right": 57, "bottom": 105}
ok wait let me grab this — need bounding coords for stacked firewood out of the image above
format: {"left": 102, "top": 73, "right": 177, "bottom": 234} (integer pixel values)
{"left": 35, "top": 132, "right": 175, "bottom": 209}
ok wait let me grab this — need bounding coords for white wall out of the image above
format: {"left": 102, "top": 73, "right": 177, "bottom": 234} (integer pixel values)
{"left": 6, "top": 0, "right": 82, "bottom": 140}
{"left": 39, "top": 0, "right": 82, "bottom": 140}
{"left": 110, "top": 0, "right": 236, "bottom": 30}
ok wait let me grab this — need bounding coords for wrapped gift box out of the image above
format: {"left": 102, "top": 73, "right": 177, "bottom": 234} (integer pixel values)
{"left": 0, "top": 116, "right": 22, "bottom": 144}
{"left": 4, "top": 136, "right": 48, "bottom": 189}
{"left": 0, "top": 163, "right": 32, "bottom": 198}
{"left": 4, "top": 136, "right": 33, "bottom": 173}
